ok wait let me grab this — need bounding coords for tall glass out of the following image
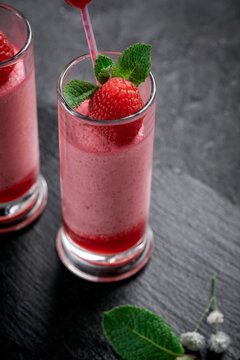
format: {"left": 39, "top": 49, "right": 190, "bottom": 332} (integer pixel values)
{"left": 0, "top": 4, "right": 47, "bottom": 232}
{"left": 57, "top": 52, "right": 156, "bottom": 282}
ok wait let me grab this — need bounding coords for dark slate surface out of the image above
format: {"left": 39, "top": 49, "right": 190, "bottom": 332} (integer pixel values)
{"left": 1, "top": 0, "right": 240, "bottom": 359}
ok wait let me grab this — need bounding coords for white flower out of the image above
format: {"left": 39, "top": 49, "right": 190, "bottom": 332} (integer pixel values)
{"left": 207, "top": 310, "right": 224, "bottom": 324}
{"left": 208, "top": 331, "right": 231, "bottom": 353}
{"left": 180, "top": 331, "right": 205, "bottom": 351}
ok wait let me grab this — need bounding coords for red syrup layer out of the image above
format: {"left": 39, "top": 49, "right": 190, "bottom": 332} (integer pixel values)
{"left": 0, "top": 168, "right": 38, "bottom": 203}
{"left": 63, "top": 218, "right": 147, "bottom": 255}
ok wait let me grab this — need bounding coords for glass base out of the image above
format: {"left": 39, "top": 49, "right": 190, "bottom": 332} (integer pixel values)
{"left": 0, "top": 175, "right": 48, "bottom": 233}
{"left": 56, "top": 225, "right": 153, "bottom": 282}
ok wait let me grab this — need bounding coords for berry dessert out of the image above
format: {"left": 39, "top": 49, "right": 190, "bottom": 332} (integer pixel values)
{"left": 0, "top": 30, "right": 39, "bottom": 203}
{"left": 59, "top": 44, "right": 155, "bottom": 254}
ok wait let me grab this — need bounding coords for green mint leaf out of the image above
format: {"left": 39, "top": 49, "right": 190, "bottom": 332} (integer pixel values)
{"left": 64, "top": 80, "right": 99, "bottom": 108}
{"left": 114, "top": 43, "right": 152, "bottom": 86}
{"left": 94, "top": 54, "right": 114, "bottom": 84}
{"left": 103, "top": 305, "right": 184, "bottom": 360}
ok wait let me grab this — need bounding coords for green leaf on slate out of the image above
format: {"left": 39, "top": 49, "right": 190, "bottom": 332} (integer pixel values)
{"left": 64, "top": 80, "right": 99, "bottom": 108}
{"left": 103, "top": 305, "right": 184, "bottom": 360}
{"left": 95, "top": 54, "right": 114, "bottom": 84}
{"left": 113, "top": 43, "right": 152, "bottom": 86}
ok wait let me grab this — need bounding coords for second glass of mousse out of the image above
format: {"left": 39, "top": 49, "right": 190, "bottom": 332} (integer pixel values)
{"left": 57, "top": 49, "right": 156, "bottom": 282}
{"left": 0, "top": 4, "right": 47, "bottom": 232}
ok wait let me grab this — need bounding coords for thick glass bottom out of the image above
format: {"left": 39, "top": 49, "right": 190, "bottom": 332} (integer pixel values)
{"left": 0, "top": 175, "right": 48, "bottom": 233}
{"left": 56, "top": 225, "right": 153, "bottom": 282}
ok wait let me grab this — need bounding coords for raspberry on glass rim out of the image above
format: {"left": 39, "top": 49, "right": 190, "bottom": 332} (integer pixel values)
{"left": 64, "top": 44, "right": 152, "bottom": 145}
{"left": 87, "top": 77, "right": 144, "bottom": 145}
{"left": 0, "top": 31, "right": 14, "bottom": 85}
{"left": 88, "top": 77, "right": 144, "bottom": 120}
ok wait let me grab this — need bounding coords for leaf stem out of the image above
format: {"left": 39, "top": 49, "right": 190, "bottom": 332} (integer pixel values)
{"left": 194, "top": 296, "right": 214, "bottom": 332}
{"left": 211, "top": 273, "right": 221, "bottom": 334}
{"left": 194, "top": 274, "right": 217, "bottom": 332}
{"left": 212, "top": 273, "right": 218, "bottom": 311}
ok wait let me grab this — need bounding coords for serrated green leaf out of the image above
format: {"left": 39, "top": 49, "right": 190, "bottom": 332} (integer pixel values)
{"left": 64, "top": 80, "right": 99, "bottom": 108}
{"left": 115, "top": 43, "right": 152, "bottom": 86}
{"left": 103, "top": 306, "right": 184, "bottom": 360}
{"left": 94, "top": 54, "right": 114, "bottom": 84}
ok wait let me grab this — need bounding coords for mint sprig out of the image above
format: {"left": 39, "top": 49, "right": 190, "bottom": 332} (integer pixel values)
{"left": 95, "top": 43, "right": 152, "bottom": 86}
{"left": 94, "top": 54, "right": 114, "bottom": 85}
{"left": 113, "top": 43, "right": 152, "bottom": 86}
{"left": 64, "top": 80, "right": 99, "bottom": 109}
{"left": 103, "top": 305, "right": 185, "bottom": 360}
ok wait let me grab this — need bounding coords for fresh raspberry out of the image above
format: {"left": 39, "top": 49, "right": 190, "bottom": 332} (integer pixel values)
{"left": 64, "top": 0, "right": 92, "bottom": 9}
{"left": 89, "top": 77, "right": 144, "bottom": 120}
{"left": 88, "top": 77, "right": 144, "bottom": 145}
{"left": 0, "top": 31, "right": 14, "bottom": 85}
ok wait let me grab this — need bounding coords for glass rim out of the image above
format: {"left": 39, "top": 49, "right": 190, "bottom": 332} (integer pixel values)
{"left": 57, "top": 52, "right": 156, "bottom": 125}
{"left": 0, "top": 3, "right": 32, "bottom": 68}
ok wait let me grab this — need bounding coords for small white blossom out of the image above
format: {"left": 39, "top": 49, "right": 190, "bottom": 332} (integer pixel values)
{"left": 208, "top": 331, "right": 231, "bottom": 353}
{"left": 207, "top": 310, "right": 224, "bottom": 324}
{"left": 180, "top": 331, "right": 205, "bottom": 351}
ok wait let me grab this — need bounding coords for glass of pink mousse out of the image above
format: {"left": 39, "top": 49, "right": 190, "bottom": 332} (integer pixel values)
{"left": 57, "top": 52, "right": 156, "bottom": 282}
{"left": 0, "top": 4, "right": 47, "bottom": 232}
